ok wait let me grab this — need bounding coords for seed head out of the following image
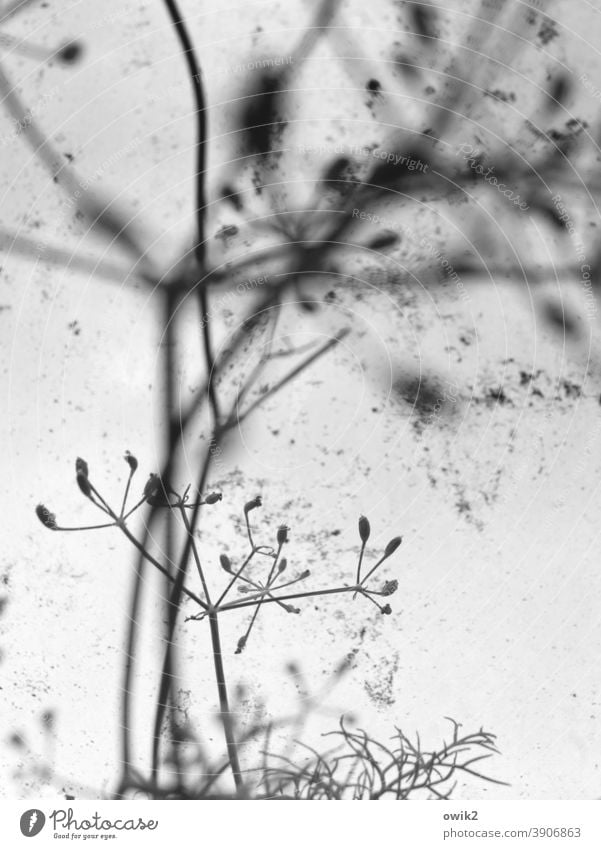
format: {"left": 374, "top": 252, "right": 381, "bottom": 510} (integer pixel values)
{"left": 384, "top": 536, "right": 403, "bottom": 558}
{"left": 277, "top": 524, "right": 289, "bottom": 545}
{"left": 204, "top": 492, "right": 222, "bottom": 504}
{"left": 220, "top": 554, "right": 232, "bottom": 573}
{"left": 358, "top": 515, "right": 371, "bottom": 544}
{"left": 75, "top": 457, "right": 89, "bottom": 478}
{"left": 35, "top": 504, "right": 57, "bottom": 530}
{"left": 381, "top": 579, "right": 399, "bottom": 597}
{"left": 124, "top": 451, "right": 138, "bottom": 472}
{"left": 244, "top": 496, "right": 262, "bottom": 514}
{"left": 381, "top": 604, "right": 392, "bottom": 615}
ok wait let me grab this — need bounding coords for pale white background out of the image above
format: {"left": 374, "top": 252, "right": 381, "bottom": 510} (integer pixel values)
{"left": 1, "top": 0, "right": 601, "bottom": 799}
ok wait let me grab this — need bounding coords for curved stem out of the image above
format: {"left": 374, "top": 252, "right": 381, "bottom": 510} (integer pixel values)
{"left": 162, "top": 0, "right": 220, "bottom": 424}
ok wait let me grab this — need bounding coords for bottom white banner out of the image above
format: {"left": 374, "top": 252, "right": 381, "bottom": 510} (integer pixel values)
{"left": 0, "top": 800, "right": 600, "bottom": 848}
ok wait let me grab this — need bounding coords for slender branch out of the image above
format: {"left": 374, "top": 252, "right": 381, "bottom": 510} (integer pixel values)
{"left": 237, "top": 329, "right": 350, "bottom": 424}
{"left": 116, "top": 521, "right": 206, "bottom": 608}
{"left": 120, "top": 468, "right": 136, "bottom": 518}
{"left": 208, "top": 612, "right": 244, "bottom": 792}
{"left": 162, "top": 0, "right": 220, "bottom": 425}
{"left": 150, "top": 287, "right": 181, "bottom": 788}
{"left": 215, "top": 549, "right": 256, "bottom": 608}
{"left": 219, "top": 584, "right": 360, "bottom": 612}
{"left": 177, "top": 505, "right": 212, "bottom": 604}
{"left": 117, "top": 554, "right": 144, "bottom": 798}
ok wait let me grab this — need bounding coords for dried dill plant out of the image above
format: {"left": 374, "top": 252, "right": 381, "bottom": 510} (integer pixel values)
{"left": 12, "top": 0, "right": 586, "bottom": 798}
{"left": 36, "top": 456, "right": 403, "bottom": 797}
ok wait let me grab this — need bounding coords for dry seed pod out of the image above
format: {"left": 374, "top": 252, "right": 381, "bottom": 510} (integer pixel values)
{"left": 143, "top": 474, "right": 160, "bottom": 499}
{"left": 382, "top": 579, "right": 399, "bottom": 597}
{"left": 124, "top": 451, "right": 138, "bottom": 472}
{"left": 384, "top": 536, "right": 403, "bottom": 558}
{"left": 76, "top": 471, "right": 92, "bottom": 497}
{"left": 358, "top": 515, "right": 371, "bottom": 544}
{"left": 35, "top": 504, "right": 57, "bottom": 530}
{"left": 204, "top": 492, "right": 223, "bottom": 504}
{"left": 244, "top": 496, "right": 262, "bottom": 513}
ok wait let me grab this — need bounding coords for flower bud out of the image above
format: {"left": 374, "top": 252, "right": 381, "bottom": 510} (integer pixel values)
{"left": 75, "top": 457, "right": 89, "bottom": 478}
{"left": 358, "top": 515, "right": 371, "bottom": 544}
{"left": 384, "top": 536, "right": 403, "bottom": 558}
{"left": 299, "top": 569, "right": 310, "bottom": 580}
{"left": 124, "top": 451, "right": 138, "bottom": 472}
{"left": 277, "top": 557, "right": 287, "bottom": 573}
{"left": 35, "top": 504, "right": 57, "bottom": 530}
{"left": 219, "top": 554, "right": 232, "bottom": 573}
{"left": 382, "top": 579, "right": 398, "bottom": 597}
{"left": 381, "top": 604, "right": 392, "bottom": 615}
{"left": 282, "top": 604, "right": 300, "bottom": 614}
{"left": 204, "top": 492, "right": 222, "bottom": 504}
{"left": 244, "top": 496, "right": 262, "bottom": 513}
{"left": 235, "top": 635, "right": 247, "bottom": 654}
{"left": 277, "top": 524, "right": 289, "bottom": 545}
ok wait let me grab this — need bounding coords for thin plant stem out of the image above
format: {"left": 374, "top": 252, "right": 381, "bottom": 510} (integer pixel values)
{"left": 353, "top": 540, "right": 367, "bottom": 600}
{"left": 360, "top": 555, "right": 388, "bottom": 587}
{"left": 220, "top": 584, "right": 360, "bottom": 612}
{"left": 117, "top": 556, "right": 144, "bottom": 798}
{"left": 215, "top": 549, "right": 256, "bottom": 607}
{"left": 161, "top": 0, "right": 220, "bottom": 425}
{"left": 237, "top": 330, "right": 350, "bottom": 424}
{"left": 123, "top": 495, "right": 149, "bottom": 520}
{"left": 177, "top": 505, "right": 212, "bottom": 604}
{"left": 117, "top": 522, "right": 205, "bottom": 608}
{"left": 120, "top": 469, "right": 135, "bottom": 518}
{"left": 208, "top": 611, "right": 243, "bottom": 792}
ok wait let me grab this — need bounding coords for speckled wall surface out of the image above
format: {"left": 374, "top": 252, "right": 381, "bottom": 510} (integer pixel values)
{"left": 1, "top": 0, "right": 601, "bottom": 799}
